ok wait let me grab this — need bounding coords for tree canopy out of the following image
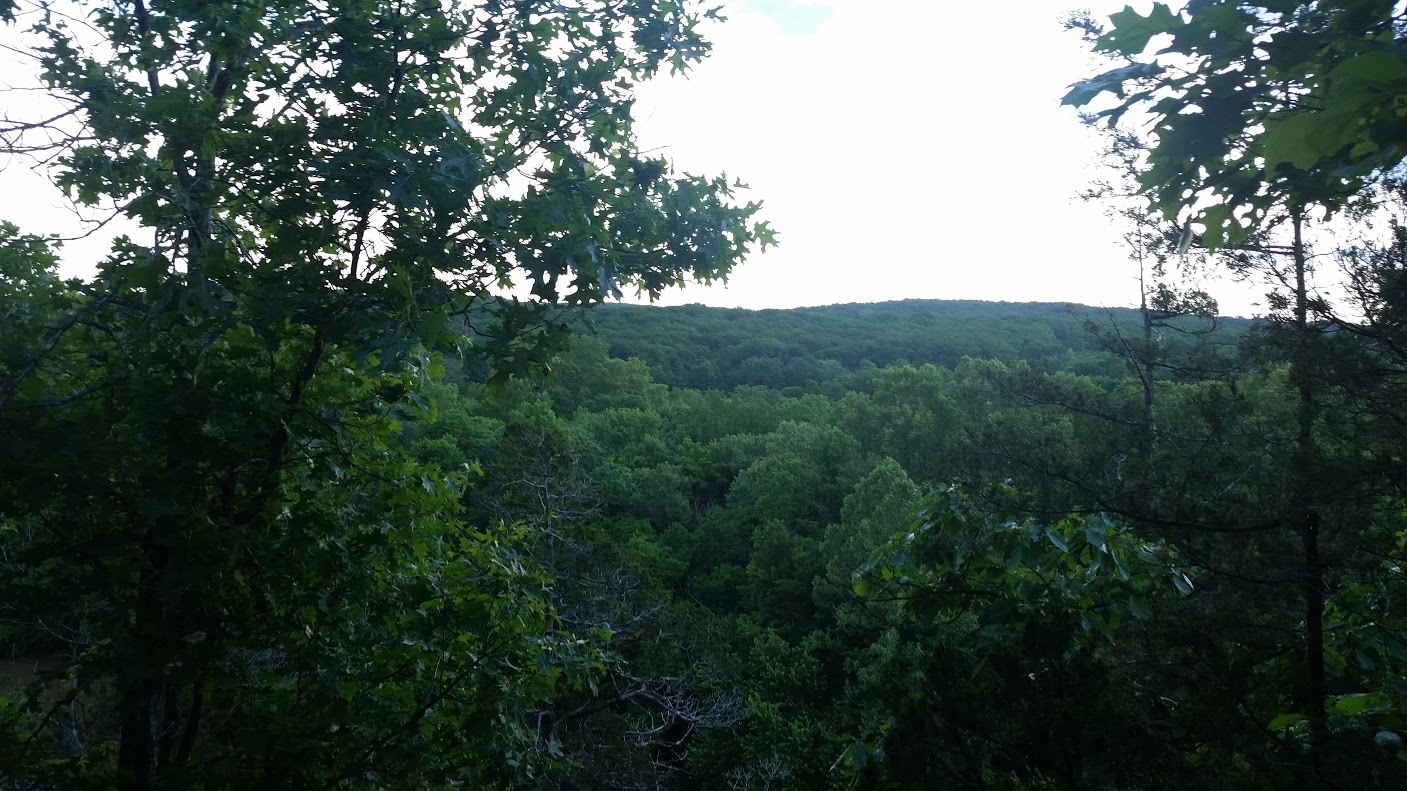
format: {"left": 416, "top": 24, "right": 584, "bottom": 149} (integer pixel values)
{"left": 0, "top": 0, "right": 767, "bottom": 787}
{"left": 1065, "top": 0, "right": 1407, "bottom": 245}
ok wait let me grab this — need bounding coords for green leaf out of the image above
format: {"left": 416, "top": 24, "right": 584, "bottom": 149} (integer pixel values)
{"left": 1085, "top": 520, "right": 1107, "bottom": 552}
{"left": 1268, "top": 712, "right": 1305, "bottom": 731}
{"left": 1006, "top": 540, "right": 1029, "bottom": 571}
{"left": 1329, "top": 49, "right": 1407, "bottom": 87}
{"left": 1330, "top": 692, "right": 1391, "bottom": 716}
{"left": 1127, "top": 594, "right": 1151, "bottom": 620}
{"left": 1173, "top": 573, "right": 1194, "bottom": 595}
{"left": 1062, "top": 63, "right": 1165, "bottom": 107}
{"left": 1263, "top": 109, "right": 1361, "bottom": 172}
{"left": 1095, "top": 4, "right": 1184, "bottom": 56}
{"left": 1198, "top": 204, "right": 1233, "bottom": 249}
{"left": 1079, "top": 610, "right": 1110, "bottom": 636}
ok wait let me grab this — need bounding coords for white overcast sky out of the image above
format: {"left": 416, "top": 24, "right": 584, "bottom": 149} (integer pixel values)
{"left": 0, "top": 0, "right": 1270, "bottom": 316}
{"left": 630, "top": 0, "right": 1266, "bottom": 316}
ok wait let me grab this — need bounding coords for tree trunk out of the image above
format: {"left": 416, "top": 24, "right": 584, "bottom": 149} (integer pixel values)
{"left": 1290, "top": 209, "right": 1326, "bottom": 779}
{"left": 1137, "top": 248, "right": 1156, "bottom": 498}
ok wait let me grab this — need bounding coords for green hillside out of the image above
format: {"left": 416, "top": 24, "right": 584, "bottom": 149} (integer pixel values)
{"left": 579, "top": 299, "right": 1251, "bottom": 390}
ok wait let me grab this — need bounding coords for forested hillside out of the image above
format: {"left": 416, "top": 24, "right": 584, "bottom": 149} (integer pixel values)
{"left": 6, "top": 1, "right": 1407, "bottom": 790}
{"left": 580, "top": 299, "right": 1251, "bottom": 390}
{"left": 408, "top": 297, "right": 1399, "bottom": 788}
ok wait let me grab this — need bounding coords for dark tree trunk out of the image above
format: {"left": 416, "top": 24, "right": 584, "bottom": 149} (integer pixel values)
{"left": 1290, "top": 209, "right": 1325, "bottom": 780}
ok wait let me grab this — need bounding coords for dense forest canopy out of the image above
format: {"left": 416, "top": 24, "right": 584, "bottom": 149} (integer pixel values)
{"left": 579, "top": 299, "right": 1252, "bottom": 390}
{"left": 5, "top": 1, "right": 1407, "bottom": 790}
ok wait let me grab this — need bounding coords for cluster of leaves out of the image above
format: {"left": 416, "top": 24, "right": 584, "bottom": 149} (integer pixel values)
{"left": 1066, "top": 0, "right": 1407, "bottom": 245}
{"left": 0, "top": 0, "right": 768, "bottom": 787}
{"left": 856, "top": 488, "right": 1195, "bottom": 643}
{"left": 1060, "top": 5, "right": 1407, "bottom": 787}
{"left": 0, "top": 224, "right": 605, "bottom": 787}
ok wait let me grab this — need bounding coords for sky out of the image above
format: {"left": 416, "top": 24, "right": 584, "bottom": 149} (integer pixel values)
{"left": 627, "top": 0, "right": 1267, "bottom": 316}
{"left": 0, "top": 0, "right": 1271, "bottom": 317}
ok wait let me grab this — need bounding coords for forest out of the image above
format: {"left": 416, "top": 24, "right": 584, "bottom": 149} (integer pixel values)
{"left": 4, "top": 0, "right": 1407, "bottom": 789}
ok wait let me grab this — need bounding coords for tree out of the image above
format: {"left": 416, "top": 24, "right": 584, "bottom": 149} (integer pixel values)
{"left": 846, "top": 486, "right": 1190, "bottom": 788}
{"left": 835, "top": 364, "right": 960, "bottom": 485}
{"left": 0, "top": 0, "right": 769, "bottom": 787}
{"left": 1078, "top": 126, "right": 1224, "bottom": 465}
{"left": 1, "top": 230, "right": 596, "bottom": 788}
{"left": 1063, "top": 5, "right": 1407, "bottom": 776}
{"left": 1064, "top": 1, "right": 1403, "bottom": 246}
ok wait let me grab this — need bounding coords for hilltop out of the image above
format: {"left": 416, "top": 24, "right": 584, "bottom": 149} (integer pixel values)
{"left": 581, "top": 299, "right": 1251, "bottom": 391}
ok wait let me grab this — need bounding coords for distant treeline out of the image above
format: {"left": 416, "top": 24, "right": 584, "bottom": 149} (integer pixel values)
{"left": 574, "top": 299, "right": 1252, "bottom": 391}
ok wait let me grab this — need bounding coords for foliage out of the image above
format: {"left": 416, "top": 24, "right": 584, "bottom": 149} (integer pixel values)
{"left": 578, "top": 299, "right": 1251, "bottom": 393}
{"left": 0, "top": 0, "right": 767, "bottom": 787}
{"left": 856, "top": 486, "right": 1196, "bottom": 641}
{"left": 0, "top": 233, "right": 603, "bottom": 787}
{"left": 1066, "top": 1, "right": 1407, "bottom": 244}
{"left": 9, "top": 0, "right": 1407, "bottom": 784}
